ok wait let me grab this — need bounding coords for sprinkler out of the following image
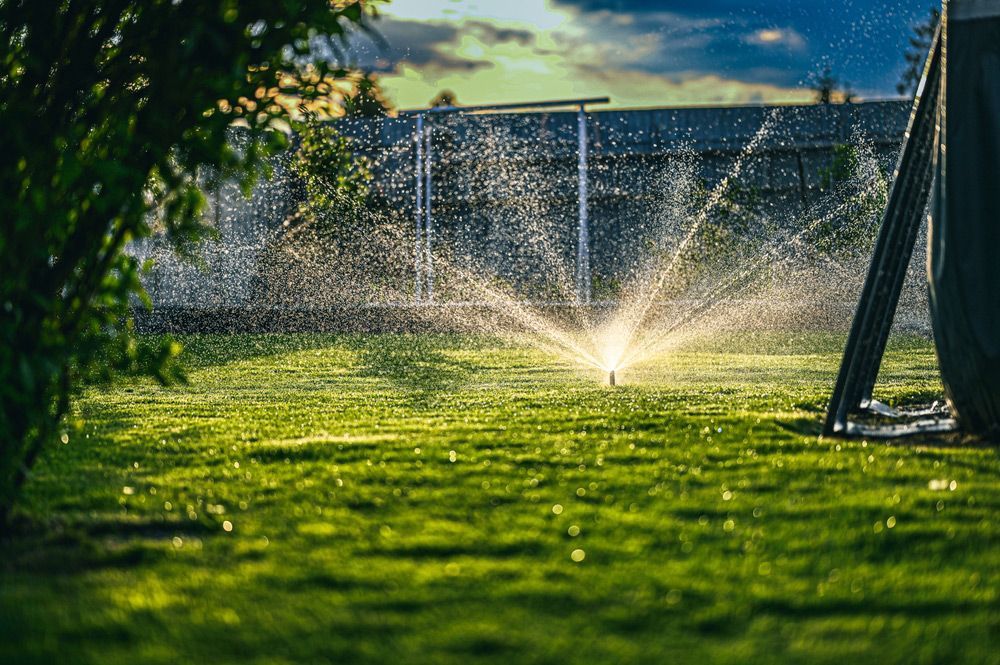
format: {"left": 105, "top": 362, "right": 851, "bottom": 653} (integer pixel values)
{"left": 608, "top": 369, "right": 616, "bottom": 386}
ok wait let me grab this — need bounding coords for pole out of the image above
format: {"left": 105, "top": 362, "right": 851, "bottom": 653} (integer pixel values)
{"left": 576, "top": 105, "right": 592, "bottom": 304}
{"left": 424, "top": 124, "right": 434, "bottom": 300}
{"left": 414, "top": 114, "right": 425, "bottom": 302}
{"left": 823, "top": 27, "right": 941, "bottom": 436}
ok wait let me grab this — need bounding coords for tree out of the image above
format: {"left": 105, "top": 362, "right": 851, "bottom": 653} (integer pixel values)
{"left": 342, "top": 72, "right": 394, "bottom": 117}
{"left": 898, "top": 7, "right": 940, "bottom": 96}
{"left": 0, "top": 0, "right": 379, "bottom": 525}
{"left": 812, "top": 144, "right": 887, "bottom": 256}
{"left": 810, "top": 65, "right": 855, "bottom": 104}
{"left": 289, "top": 115, "right": 372, "bottom": 227}
{"left": 429, "top": 89, "right": 459, "bottom": 108}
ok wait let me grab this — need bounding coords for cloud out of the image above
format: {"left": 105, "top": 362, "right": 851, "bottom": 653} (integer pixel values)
{"left": 384, "top": 0, "right": 574, "bottom": 30}
{"left": 353, "top": 0, "right": 927, "bottom": 109}
{"left": 378, "top": 47, "right": 812, "bottom": 110}
{"left": 465, "top": 21, "right": 537, "bottom": 46}
{"left": 744, "top": 27, "right": 806, "bottom": 51}
{"left": 345, "top": 17, "right": 492, "bottom": 74}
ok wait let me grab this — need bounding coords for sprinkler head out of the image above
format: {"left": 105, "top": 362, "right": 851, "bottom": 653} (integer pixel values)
{"left": 608, "top": 369, "right": 616, "bottom": 386}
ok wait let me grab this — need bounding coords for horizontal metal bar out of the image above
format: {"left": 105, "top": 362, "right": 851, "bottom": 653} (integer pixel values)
{"left": 399, "top": 97, "right": 611, "bottom": 116}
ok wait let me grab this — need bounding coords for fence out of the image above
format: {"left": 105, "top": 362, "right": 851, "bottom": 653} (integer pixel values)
{"left": 336, "top": 100, "right": 910, "bottom": 304}
{"left": 134, "top": 100, "right": 912, "bottom": 320}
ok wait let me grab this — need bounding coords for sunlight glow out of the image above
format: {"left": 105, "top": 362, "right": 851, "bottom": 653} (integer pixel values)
{"left": 376, "top": 2, "right": 813, "bottom": 109}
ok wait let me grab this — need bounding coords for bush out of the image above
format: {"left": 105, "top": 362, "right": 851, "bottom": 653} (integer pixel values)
{"left": 289, "top": 116, "right": 372, "bottom": 229}
{"left": 0, "top": 0, "right": 378, "bottom": 524}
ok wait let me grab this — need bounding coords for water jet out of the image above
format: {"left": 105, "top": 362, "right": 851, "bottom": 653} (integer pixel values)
{"left": 135, "top": 87, "right": 919, "bottom": 394}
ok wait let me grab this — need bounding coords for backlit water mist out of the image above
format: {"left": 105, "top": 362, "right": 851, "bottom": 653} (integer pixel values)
{"left": 132, "top": 104, "right": 929, "bottom": 384}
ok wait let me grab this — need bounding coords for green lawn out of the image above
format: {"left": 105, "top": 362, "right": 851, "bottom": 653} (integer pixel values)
{"left": 1, "top": 333, "right": 998, "bottom": 664}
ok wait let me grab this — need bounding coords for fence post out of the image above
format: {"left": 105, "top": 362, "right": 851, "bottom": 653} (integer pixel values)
{"left": 575, "top": 105, "right": 592, "bottom": 304}
{"left": 414, "top": 113, "right": 425, "bottom": 302}
{"left": 424, "top": 124, "right": 434, "bottom": 300}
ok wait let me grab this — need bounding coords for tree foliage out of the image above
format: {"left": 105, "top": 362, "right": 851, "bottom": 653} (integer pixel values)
{"left": 0, "top": 0, "right": 378, "bottom": 523}
{"left": 897, "top": 7, "right": 939, "bottom": 97}
{"left": 810, "top": 65, "right": 855, "bottom": 104}
{"left": 342, "top": 72, "right": 394, "bottom": 117}
{"left": 290, "top": 116, "right": 372, "bottom": 227}
{"left": 812, "top": 144, "right": 887, "bottom": 255}
{"left": 429, "top": 89, "right": 459, "bottom": 108}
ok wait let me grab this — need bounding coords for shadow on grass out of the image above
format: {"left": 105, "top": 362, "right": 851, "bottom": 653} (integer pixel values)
{"left": 777, "top": 417, "right": 824, "bottom": 437}
{"left": 754, "top": 596, "right": 990, "bottom": 618}
{"left": 0, "top": 512, "right": 216, "bottom": 575}
{"left": 777, "top": 413, "right": 999, "bottom": 450}
{"left": 175, "top": 333, "right": 343, "bottom": 369}
{"left": 339, "top": 335, "right": 482, "bottom": 398}
{"left": 175, "top": 333, "right": 490, "bottom": 402}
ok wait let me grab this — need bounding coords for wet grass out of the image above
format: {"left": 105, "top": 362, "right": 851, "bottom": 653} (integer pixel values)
{"left": 1, "top": 332, "right": 998, "bottom": 664}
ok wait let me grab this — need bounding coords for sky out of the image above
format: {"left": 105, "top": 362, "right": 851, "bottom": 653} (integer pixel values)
{"left": 347, "top": 0, "right": 934, "bottom": 110}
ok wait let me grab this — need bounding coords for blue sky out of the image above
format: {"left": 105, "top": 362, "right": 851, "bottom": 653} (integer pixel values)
{"left": 350, "top": 0, "right": 934, "bottom": 109}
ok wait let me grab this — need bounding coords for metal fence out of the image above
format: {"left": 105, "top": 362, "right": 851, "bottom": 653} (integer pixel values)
{"left": 135, "top": 100, "right": 912, "bottom": 316}
{"left": 337, "top": 100, "right": 910, "bottom": 304}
